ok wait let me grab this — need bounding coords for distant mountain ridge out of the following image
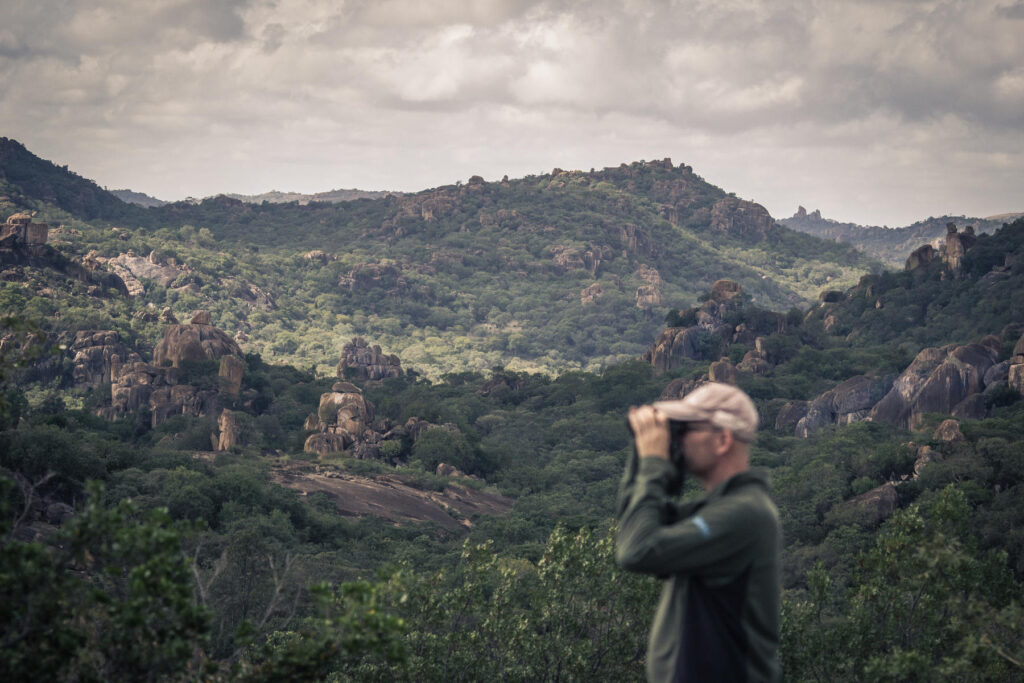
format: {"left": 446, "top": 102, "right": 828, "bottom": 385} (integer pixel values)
{"left": 780, "top": 206, "right": 1018, "bottom": 265}
{"left": 111, "top": 188, "right": 167, "bottom": 208}
{"left": 223, "top": 188, "right": 399, "bottom": 205}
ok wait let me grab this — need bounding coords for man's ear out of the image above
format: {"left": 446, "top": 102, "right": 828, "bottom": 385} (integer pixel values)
{"left": 714, "top": 429, "right": 734, "bottom": 456}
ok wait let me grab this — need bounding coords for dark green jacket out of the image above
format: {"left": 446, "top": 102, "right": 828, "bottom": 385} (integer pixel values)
{"left": 616, "top": 454, "right": 781, "bottom": 682}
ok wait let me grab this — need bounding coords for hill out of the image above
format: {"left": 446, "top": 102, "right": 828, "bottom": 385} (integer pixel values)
{"left": 779, "top": 206, "right": 1013, "bottom": 266}
{"left": 110, "top": 188, "right": 168, "bottom": 207}
{"left": 0, "top": 142, "right": 877, "bottom": 376}
{"left": 222, "top": 187, "right": 398, "bottom": 204}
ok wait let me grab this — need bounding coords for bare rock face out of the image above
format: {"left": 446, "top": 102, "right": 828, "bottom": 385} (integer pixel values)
{"left": 159, "top": 307, "right": 178, "bottom": 324}
{"left": 796, "top": 375, "right": 892, "bottom": 438}
{"left": 104, "top": 361, "right": 223, "bottom": 427}
{"left": 153, "top": 317, "right": 242, "bottom": 368}
{"left": 710, "top": 197, "right": 773, "bottom": 242}
{"left": 70, "top": 330, "right": 143, "bottom": 389}
{"left": 102, "top": 251, "right": 185, "bottom": 296}
{"left": 191, "top": 309, "right": 212, "bottom": 325}
{"left": 219, "top": 355, "right": 245, "bottom": 395}
{"left": 869, "top": 343, "right": 999, "bottom": 429}
{"left": 216, "top": 409, "right": 242, "bottom": 451}
{"left": 336, "top": 337, "right": 402, "bottom": 381}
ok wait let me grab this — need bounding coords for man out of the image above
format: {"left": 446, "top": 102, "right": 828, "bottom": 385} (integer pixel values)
{"left": 616, "top": 382, "right": 781, "bottom": 682}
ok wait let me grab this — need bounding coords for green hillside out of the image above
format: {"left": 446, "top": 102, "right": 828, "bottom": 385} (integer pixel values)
{"left": 0, "top": 142, "right": 874, "bottom": 377}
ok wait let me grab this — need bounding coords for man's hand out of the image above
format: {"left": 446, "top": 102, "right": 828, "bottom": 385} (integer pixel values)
{"left": 628, "top": 405, "right": 670, "bottom": 460}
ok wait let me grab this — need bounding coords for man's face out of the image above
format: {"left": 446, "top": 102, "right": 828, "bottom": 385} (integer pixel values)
{"left": 680, "top": 422, "right": 722, "bottom": 475}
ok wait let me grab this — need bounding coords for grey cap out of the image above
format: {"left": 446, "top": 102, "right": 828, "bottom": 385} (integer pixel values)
{"left": 653, "top": 382, "right": 759, "bottom": 442}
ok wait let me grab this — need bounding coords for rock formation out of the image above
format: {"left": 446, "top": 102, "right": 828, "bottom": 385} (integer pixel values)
{"left": 1008, "top": 332, "right": 1024, "bottom": 395}
{"left": 215, "top": 409, "right": 242, "bottom": 451}
{"left": 905, "top": 244, "right": 935, "bottom": 271}
{"left": 869, "top": 341, "right": 1000, "bottom": 429}
{"left": 795, "top": 375, "right": 893, "bottom": 438}
{"left": 336, "top": 337, "right": 402, "bottom": 381}
{"left": 153, "top": 311, "right": 242, "bottom": 368}
{"left": 635, "top": 265, "right": 664, "bottom": 309}
{"left": 70, "top": 330, "right": 143, "bottom": 389}
{"left": 708, "top": 358, "right": 739, "bottom": 385}
{"left": 709, "top": 197, "right": 773, "bottom": 242}
{"left": 580, "top": 282, "right": 603, "bottom": 305}
{"left": 643, "top": 281, "right": 780, "bottom": 373}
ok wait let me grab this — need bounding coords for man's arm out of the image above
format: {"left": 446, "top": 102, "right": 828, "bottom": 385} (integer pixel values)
{"left": 616, "top": 457, "right": 758, "bottom": 578}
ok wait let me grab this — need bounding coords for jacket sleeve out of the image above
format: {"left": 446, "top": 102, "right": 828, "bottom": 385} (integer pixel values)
{"left": 616, "top": 458, "right": 758, "bottom": 579}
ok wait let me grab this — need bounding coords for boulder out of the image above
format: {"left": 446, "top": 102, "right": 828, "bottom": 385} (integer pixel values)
{"left": 905, "top": 244, "right": 936, "bottom": 271}
{"left": 710, "top": 279, "right": 744, "bottom": 302}
{"left": 870, "top": 343, "right": 999, "bottom": 429}
{"left": 191, "top": 310, "right": 212, "bottom": 325}
{"left": 737, "top": 348, "right": 771, "bottom": 375}
{"left": 659, "top": 377, "right": 705, "bottom": 401}
{"left": 153, "top": 320, "right": 242, "bottom": 368}
{"left": 933, "top": 419, "right": 965, "bottom": 443}
{"left": 635, "top": 265, "right": 664, "bottom": 309}
{"left": 829, "top": 483, "right": 899, "bottom": 527}
{"left": 796, "top": 375, "right": 892, "bottom": 438}
{"left": 709, "top": 358, "right": 739, "bottom": 385}
{"left": 216, "top": 409, "right": 242, "bottom": 451}
{"left": 303, "top": 432, "right": 350, "bottom": 456}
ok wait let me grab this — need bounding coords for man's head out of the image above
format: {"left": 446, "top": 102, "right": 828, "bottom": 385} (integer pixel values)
{"left": 653, "top": 383, "right": 758, "bottom": 483}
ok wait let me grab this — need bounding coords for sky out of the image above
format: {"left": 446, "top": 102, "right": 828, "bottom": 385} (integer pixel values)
{"left": 1, "top": 0, "right": 1021, "bottom": 227}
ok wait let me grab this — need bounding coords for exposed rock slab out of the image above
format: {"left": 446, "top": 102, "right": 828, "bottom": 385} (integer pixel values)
{"left": 272, "top": 463, "right": 513, "bottom": 532}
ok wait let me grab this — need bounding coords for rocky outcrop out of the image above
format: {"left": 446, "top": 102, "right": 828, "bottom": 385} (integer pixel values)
{"left": 101, "top": 250, "right": 185, "bottom": 296}
{"left": 336, "top": 337, "right": 402, "bottom": 381}
{"left": 303, "top": 383, "right": 379, "bottom": 456}
{"left": 795, "top": 375, "right": 893, "bottom": 437}
{"left": 710, "top": 197, "right": 773, "bottom": 242}
{"left": 619, "top": 224, "right": 652, "bottom": 257}
{"left": 869, "top": 342, "right": 1000, "bottom": 429}
{"left": 215, "top": 409, "right": 242, "bottom": 451}
{"left": 905, "top": 244, "right": 935, "bottom": 271}
{"left": 827, "top": 483, "right": 899, "bottom": 528}
{"left": 643, "top": 280, "right": 768, "bottom": 373}
{"left": 635, "top": 265, "right": 664, "bottom": 309}
{"left": 70, "top": 330, "right": 143, "bottom": 389}
{"left": 708, "top": 358, "right": 739, "bottom": 385}
{"left": 934, "top": 419, "right": 965, "bottom": 443}
{"left": 1008, "top": 332, "right": 1024, "bottom": 395}
{"left": 550, "top": 244, "right": 610, "bottom": 276}
{"left": 153, "top": 312, "right": 242, "bottom": 368}
{"left": 580, "top": 282, "right": 603, "bottom": 305}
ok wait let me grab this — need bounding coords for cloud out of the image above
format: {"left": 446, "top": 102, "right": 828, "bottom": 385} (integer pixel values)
{"left": 0, "top": 0, "right": 1020, "bottom": 225}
